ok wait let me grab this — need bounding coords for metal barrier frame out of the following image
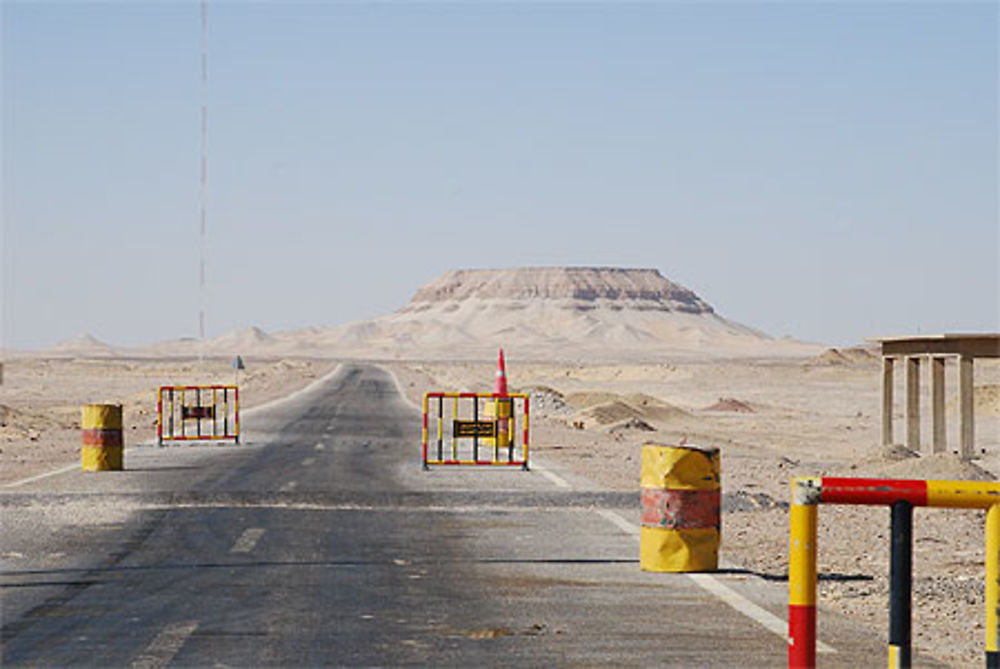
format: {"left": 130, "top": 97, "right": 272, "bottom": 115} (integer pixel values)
{"left": 788, "top": 476, "right": 1000, "bottom": 668}
{"left": 157, "top": 385, "right": 240, "bottom": 445}
{"left": 422, "top": 392, "right": 529, "bottom": 469}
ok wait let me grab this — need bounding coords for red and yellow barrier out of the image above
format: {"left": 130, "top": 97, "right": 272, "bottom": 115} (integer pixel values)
{"left": 788, "top": 476, "right": 1000, "bottom": 668}
{"left": 81, "top": 404, "right": 123, "bottom": 471}
{"left": 422, "top": 392, "right": 529, "bottom": 469}
{"left": 157, "top": 385, "right": 239, "bottom": 444}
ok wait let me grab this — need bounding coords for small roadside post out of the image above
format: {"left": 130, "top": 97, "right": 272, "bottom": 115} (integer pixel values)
{"left": 232, "top": 355, "right": 245, "bottom": 387}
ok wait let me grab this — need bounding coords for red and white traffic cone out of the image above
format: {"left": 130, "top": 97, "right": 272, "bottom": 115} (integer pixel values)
{"left": 495, "top": 348, "right": 509, "bottom": 396}
{"left": 495, "top": 349, "right": 511, "bottom": 456}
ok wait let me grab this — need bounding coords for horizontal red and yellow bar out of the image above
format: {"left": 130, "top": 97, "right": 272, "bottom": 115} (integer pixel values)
{"left": 159, "top": 385, "right": 238, "bottom": 391}
{"left": 424, "top": 460, "right": 527, "bottom": 467}
{"left": 796, "top": 477, "right": 1000, "bottom": 510}
{"left": 425, "top": 392, "right": 530, "bottom": 399}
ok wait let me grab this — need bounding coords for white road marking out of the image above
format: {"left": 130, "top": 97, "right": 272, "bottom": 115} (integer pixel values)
{"left": 531, "top": 461, "right": 571, "bottom": 489}
{"left": 314, "top": 443, "right": 326, "bottom": 451}
{"left": 687, "top": 573, "right": 835, "bottom": 654}
{"left": 594, "top": 509, "right": 835, "bottom": 655}
{"left": 230, "top": 528, "right": 266, "bottom": 554}
{"left": 130, "top": 621, "right": 198, "bottom": 668}
{"left": 3, "top": 462, "right": 79, "bottom": 488}
{"left": 301, "top": 457, "right": 316, "bottom": 466}
{"left": 595, "top": 509, "right": 639, "bottom": 536}
{"left": 279, "top": 481, "right": 298, "bottom": 492}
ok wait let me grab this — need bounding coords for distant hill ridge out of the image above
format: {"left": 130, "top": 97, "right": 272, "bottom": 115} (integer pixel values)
{"left": 407, "top": 267, "right": 713, "bottom": 314}
{"left": 38, "top": 267, "right": 822, "bottom": 360}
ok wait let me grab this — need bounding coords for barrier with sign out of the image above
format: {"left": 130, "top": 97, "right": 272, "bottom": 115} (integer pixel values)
{"left": 423, "top": 392, "right": 529, "bottom": 469}
{"left": 157, "top": 385, "right": 239, "bottom": 445}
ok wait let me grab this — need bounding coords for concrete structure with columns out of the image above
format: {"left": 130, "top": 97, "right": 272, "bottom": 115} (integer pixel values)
{"left": 873, "top": 334, "right": 1000, "bottom": 460}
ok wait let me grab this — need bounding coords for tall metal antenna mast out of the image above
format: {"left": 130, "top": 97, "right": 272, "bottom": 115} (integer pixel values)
{"left": 198, "top": 0, "right": 208, "bottom": 361}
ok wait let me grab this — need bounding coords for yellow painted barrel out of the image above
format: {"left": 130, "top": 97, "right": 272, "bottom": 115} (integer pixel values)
{"left": 639, "top": 443, "right": 720, "bottom": 572}
{"left": 81, "top": 404, "right": 123, "bottom": 471}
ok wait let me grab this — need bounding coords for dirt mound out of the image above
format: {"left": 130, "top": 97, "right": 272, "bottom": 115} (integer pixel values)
{"left": 581, "top": 401, "right": 645, "bottom": 425}
{"left": 521, "top": 385, "right": 572, "bottom": 416}
{"left": 703, "top": 397, "right": 755, "bottom": 413}
{"left": 608, "top": 417, "right": 656, "bottom": 434}
{"left": 621, "top": 393, "right": 689, "bottom": 420}
{"left": 818, "top": 348, "right": 849, "bottom": 365}
{"left": 564, "top": 391, "right": 621, "bottom": 409}
{"left": 568, "top": 391, "right": 689, "bottom": 426}
{"left": 816, "top": 346, "right": 878, "bottom": 366}
{"left": 49, "top": 333, "right": 118, "bottom": 357}
{"left": 842, "top": 448, "right": 996, "bottom": 481}
{"left": 0, "top": 404, "right": 69, "bottom": 442}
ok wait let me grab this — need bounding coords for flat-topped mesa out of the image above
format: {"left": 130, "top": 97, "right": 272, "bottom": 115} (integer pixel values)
{"left": 406, "top": 267, "right": 714, "bottom": 314}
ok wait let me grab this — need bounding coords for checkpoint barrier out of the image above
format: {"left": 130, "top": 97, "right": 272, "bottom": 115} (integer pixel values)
{"left": 157, "top": 385, "right": 239, "bottom": 445}
{"left": 788, "top": 476, "right": 1000, "bottom": 668}
{"left": 423, "top": 392, "right": 529, "bottom": 469}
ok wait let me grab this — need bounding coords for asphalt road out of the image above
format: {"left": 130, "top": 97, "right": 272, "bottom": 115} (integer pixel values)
{"left": 2, "top": 363, "right": 906, "bottom": 666}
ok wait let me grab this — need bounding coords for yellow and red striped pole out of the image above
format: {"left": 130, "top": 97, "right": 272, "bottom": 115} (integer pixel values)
{"left": 789, "top": 477, "right": 819, "bottom": 668}
{"left": 522, "top": 395, "right": 529, "bottom": 470}
{"left": 233, "top": 386, "right": 240, "bottom": 443}
{"left": 422, "top": 393, "right": 429, "bottom": 469}
{"left": 987, "top": 504, "right": 999, "bottom": 668}
{"left": 81, "top": 404, "right": 123, "bottom": 471}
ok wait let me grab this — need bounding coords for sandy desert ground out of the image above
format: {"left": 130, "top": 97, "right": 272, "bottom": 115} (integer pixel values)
{"left": 3, "top": 351, "right": 999, "bottom": 666}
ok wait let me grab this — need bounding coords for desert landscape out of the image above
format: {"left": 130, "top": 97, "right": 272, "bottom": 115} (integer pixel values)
{"left": 3, "top": 267, "right": 998, "bottom": 666}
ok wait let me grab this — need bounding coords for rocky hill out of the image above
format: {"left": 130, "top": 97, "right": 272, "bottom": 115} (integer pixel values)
{"left": 407, "top": 267, "right": 713, "bottom": 313}
{"left": 278, "top": 267, "right": 818, "bottom": 360}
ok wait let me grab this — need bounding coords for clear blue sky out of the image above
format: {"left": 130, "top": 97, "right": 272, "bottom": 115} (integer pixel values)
{"left": 2, "top": 1, "right": 997, "bottom": 349}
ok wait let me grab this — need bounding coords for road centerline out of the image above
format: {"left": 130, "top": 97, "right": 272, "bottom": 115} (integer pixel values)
{"left": 130, "top": 621, "right": 198, "bottom": 669}
{"left": 230, "top": 528, "right": 266, "bottom": 554}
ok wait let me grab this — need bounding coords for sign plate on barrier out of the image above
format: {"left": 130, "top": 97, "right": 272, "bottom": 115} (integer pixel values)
{"left": 182, "top": 405, "right": 215, "bottom": 420}
{"left": 453, "top": 420, "right": 497, "bottom": 439}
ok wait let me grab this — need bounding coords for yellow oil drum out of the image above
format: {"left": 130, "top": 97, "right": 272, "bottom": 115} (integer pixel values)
{"left": 81, "top": 404, "right": 123, "bottom": 471}
{"left": 639, "top": 443, "right": 720, "bottom": 572}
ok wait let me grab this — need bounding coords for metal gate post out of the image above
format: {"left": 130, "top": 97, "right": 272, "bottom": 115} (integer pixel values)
{"left": 889, "top": 500, "right": 913, "bottom": 668}
{"left": 987, "top": 504, "right": 999, "bottom": 668}
{"left": 789, "top": 478, "right": 819, "bottom": 668}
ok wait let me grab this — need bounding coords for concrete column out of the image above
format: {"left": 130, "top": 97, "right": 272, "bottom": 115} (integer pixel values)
{"left": 882, "top": 357, "right": 895, "bottom": 446}
{"left": 931, "top": 357, "right": 946, "bottom": 453}
{"left": 959, "top": 355, "right": 975, "bottom": 459}
{"left": 906, "top": 357, "right": 920, "bottom": 451}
